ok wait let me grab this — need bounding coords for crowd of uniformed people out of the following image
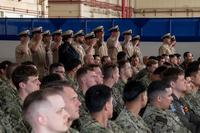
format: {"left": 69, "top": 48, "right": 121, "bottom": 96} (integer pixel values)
{"left": 0, "top": 25, "right": 199, "bottom": 133}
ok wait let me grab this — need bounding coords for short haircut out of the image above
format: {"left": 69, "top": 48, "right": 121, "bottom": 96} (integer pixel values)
{"left": 102, "top": 63, "right": 117, "bottom": 80}
{"left": 40, "top": 73, "right": 63, "bottom": 88}
{"left": 93, "top": 55, "right": 100, "bottom": 59}
{"left": 85, "top": 84, "right": 111, "bottom": 113}
{"left": 161, "top": 67, "right": 184, "bottom": 82}
{"left": 169, "top": 54, "right": 176, "bottom": 59}
{"left": 6, "top": 63, "right": 19, "bottom": 80}
{"left": 123, "top": 80, "right": 146, "bottom": 103}
{"left": 153, "top": 66, "right": 168, "bottom": 75}
{"left": 157, "top": 56, "right": 165, "bottom": 61}
{"left": 12, "top": 65, "right": 38, "bottom": 90}
{"left": 148, "top": 80, "right": 171, "bottom": 102}
{"left": 76, "top": 66, "right": 94, "bottom": 82}
{"left": 101, "top": 56, "right": 110, "bottom": 64}
{"left": 117, "top": 51, "right": 127, "bottom": 62}
{"left": 174, "top": 53, "right": 181, "bottom": 58}
{"left": 41, "top": 80, "right": 72, "bottom": 92}
{"left": 146, "top": 59, "right": 158, "bottom": 67}
{"left": 49, "top": 63, "right": 64, "bottom": 73}
{"left": 118, "top": 60, "right": 129, "bottom": 72}
{"left": 0, "top": 60, "right": 12, "bottom": 70}
{"left": 21, "top": 61, "right": 35, "bottom": 66}
{"left": 22, "top": 89, "right": 61, "bottom": 124}
{"left": 185, "top": 61, "right": 200, "bottom": 77}
{"left": 183, "top": 52, "right": 191, "bottom": 58}
{"left": 87, "top": 64, "right": 101, "bottom": 70}
{"left": 148, "top": 56, "right": 158, "bottom": 61}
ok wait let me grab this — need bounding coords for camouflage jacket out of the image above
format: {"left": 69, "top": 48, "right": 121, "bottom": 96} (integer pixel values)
{"left": 0, "top": 79, "right": 29, "bottom": 132}
{"left": 143, "top": 104, "right": 191, "bottom": 133}
{"left": 81, "top": 119, "right": 124, "bottom": 133}
{"left": 115, "top": 108, "right": 152, "bottom": 133}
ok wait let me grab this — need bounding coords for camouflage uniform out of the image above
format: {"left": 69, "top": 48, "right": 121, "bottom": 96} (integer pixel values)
{"left": 66, "top": 75, "right": 79, "bottom": 92}
{"left": 68, "top": 127, "right": 79, "bottom": 133}
{"left": 107, "top": 37, "right": 122, "bottom": 63}
{"left": 170, "top": 94, "right": 200, "bottom": 133}
{"left": 15, "top": 44, "right": 32, "bottom": 63}
{"left": 81, "top": 119, "right": 113, "bottom": 133}
{"left": 0, "top": 79, "right": 29, "bottom": 132}
{"left": 139, "top": 74, "right": 152, "bottom": 89}
{"left": 159, "top": 44, "right": 173, "bottom": 56}
{"left": 112, "top": 86, "right": 124, "bottom": 116}
{"left": 115, "top": 107, "right": 151, "bottom": 133}
{"left": 113, "top": 79, "right": 126, "bottom": 95}
{"left": 143, "top": 104, "right": 191, "bottom": 133}
{"left": 81, "top": 119, "right": 124, "bottom": 133}
{"left": 182, "top": 91, "right": 200, "bottom": 116}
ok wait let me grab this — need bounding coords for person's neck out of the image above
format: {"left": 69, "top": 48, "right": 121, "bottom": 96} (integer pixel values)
{"left": 152, "top": 101, "right": 165, "bottom": 110}
{"left": 172, "top": 89, "right": 183, "bottom": 99}
{"left": 104, "top": 79, "right": 115, "bottom": 88}
{"left": 120, "top": 74, "right": 128, "bottom": 83}
{"left": 126, "top": 102, "right": 140, "bottom": 117}
{"left": 19, "top": 91, "right": 28, "bottom": 102}
{"left": 32, "top": 127, "right": 61, "bottom": 133}
{"left": 92, "top": 112, "right": 108, "bottom": 128}
{"left": 79, "top": 84, "right": 88, "bottom": 95}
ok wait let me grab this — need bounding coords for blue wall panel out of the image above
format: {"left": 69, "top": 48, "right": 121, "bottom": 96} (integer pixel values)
{"left": 0, "top": 18, "right": 200, "bottom": 42}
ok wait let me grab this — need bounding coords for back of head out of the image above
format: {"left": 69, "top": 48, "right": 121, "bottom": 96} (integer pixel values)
{"left": 102, "top": 63, "right": 117, "bottom": 80}
{"left": 186, "top": 61, "right": 200, "bottom": 76}
{"left": 118, "top": 60, "right": 129, "bottom": 72}
{"left": 148, "top": 80, "right": 171, "bottom": 103}
{"left": 12, "top": 65, "right": 38, "bottom": 90}
{"left": 183, "top": 52, "right": 190, "bottom": 59}
{"left": 85, "top": 84, "right": 111, "bottom": 113}
{"left": 22, "top": 89, "right": 60, "bottom": 125}
{"left": 146, "top": 59, "right": 158, "bottom": 67}
{"left": 49, "top": 63, "right": 64, "bottom": 74}
{"left": 40, "top": 73, "right": 63, "bottom": 88}
{"left": 161, "top": 67, "right": 184, "bottom": 82}
{"left": 6, "top": 63, "right": 19, "bottom": 80}
{"left": 117, "top": 51, "right": 127, "bottom": 62}
{"left": 123, "top": 80, "right": 146, "bottom": 103}
{"left": 76, "top": 65, "right": 93, "bottom": 82}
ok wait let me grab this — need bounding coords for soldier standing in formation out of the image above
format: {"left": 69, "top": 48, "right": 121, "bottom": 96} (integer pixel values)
{"left": 93, "top": 26, "right": 108, "bottom": 57}
{"left": 29, "top": 27, "right": 47, "bottom": 79}
{"left": 107, "top": 25, "right": 122, "bottom": 63}
{"left": 159, "top": 33, "right": 173, "bottom": 55}
{"left": 15, "top": 30, "right": 32, "bottom": 63}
